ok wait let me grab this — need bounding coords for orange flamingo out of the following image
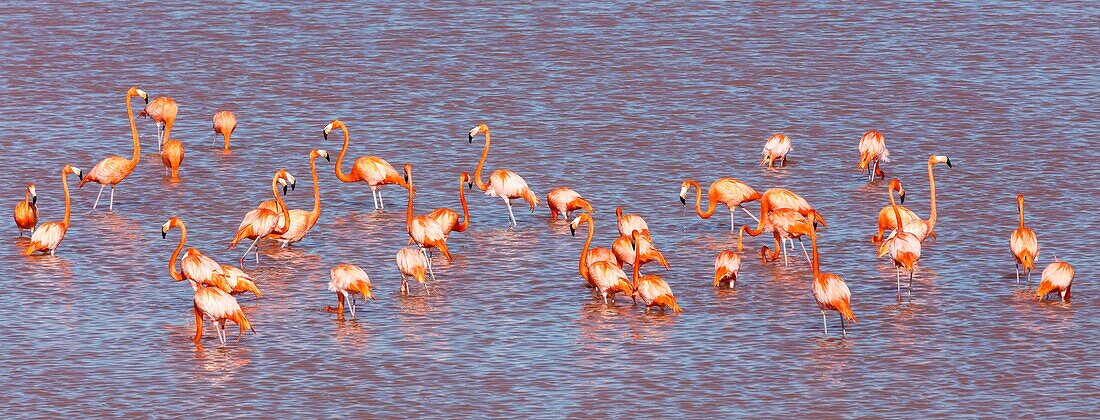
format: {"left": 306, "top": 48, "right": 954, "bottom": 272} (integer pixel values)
{"left": 468, "top": 124, "right": 539, "bottom": 226}
{"left": 570, "top": 213, "right": 618, "bottom": 283}
{"left": 161, "top": 138, "right": 184, "bottom": 179}
{"left": 162, "top": 217, "right": 233, "bottom": 293}
{"left": 324, "top": 119, "right": 412, "bottom": 210}
{"left": 1035, "top": 259, "right": 1074, "bottom": 303}
{"left": 269, "top": 149, "right": 329, "bottom": 247}
{"left": 140, "top": 95, "right": 177, "bottom": 151}
{"left": 615, "top": 206, "right": 650, "bottom": 238}
{"left": 192, "top": 284, "right": 255, "bottom": 345}
{"left": 396, "top": 247, "right": 430, "bottom": 296}
{"left": 713, "top": 250, "right": 742, "bottom": 288}
{"left": 426, "top": 172, "right": 472, "bottom": 237}
{"left": 760, "top": 133, "right": 792, "bottom": 168}
{"left": 404, "top": 163, "right": 452, "bottom": 279}
{"left": 212, "top": 110, "right": 237, "bottom": 151}
{"left": 218, "top": 264, "right": 263, "bottom": 298}
{"left": 613, "top": 232, "right": 670, "bottom": 270}
{"left": 547, "top": 187, "right": 593, "bottom": 221}
{"left": 79, "top": 87, "right": 147, "bottom": 211}
{"left": 747, "top": 188, "right": 828, "bottom": 252}
{"left": 325, "top": 263, "right": 377, "bottom": 319}
{"left": 878, "top": 179, "right": 922, "bottom": 301}
{"left": 570, "top": 213, "right": 633, "bottom": 299}
{"left": 679, "top": 177, "right": 761, "bottom": 232}
{"left": 808, "top": 213, "right": 856, "bottom": 336}
{"left": 857, "top": 130, "right": 889, "bottom": 182}
{"left": 630, "top": 230, "right": 681, "bottom": 314}
{"left": 24, "top": 165, "right": 81, "bottom": 256}
{"left": 871, "top": 155, "right": 952, "bottom": 243}
{"left": 228, "top": 169, "right": 294, "bottom": 264}
{"left": 1010, "top": 194, "right": 1039, "bottom": 284}
{"left": 14, "top": 183, "right": 37, "bottom": 236}
{"left": 738, "top": 208, "right": 814, "bottom": 267}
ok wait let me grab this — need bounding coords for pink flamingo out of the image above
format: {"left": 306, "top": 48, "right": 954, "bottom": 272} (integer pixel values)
{"left": 808, "top": 213, "right": 856, "bottom": 336}
{"left": 571, "top": 213, "right": 633, "bottom": 301}
{"left": 760, "top": 133, "right": 792, "bottom": 168}
{"left": 269, "top": 149, "right": 330, "bottom": 247}
{"left": 1010, "top": 194, "right": 1039, "bottom": 284}
{"left": 24, "top": 165, "right": 82, "bottom": 255}
{"left": 630, "top": 231, "right": 681, "bottom": 314}
{"left": 878, "top": 179, "right": 922, "bottom": 301}
{"left": 325, "top": 263, "right": 377, "bottom": 319}
{"left": 547, "top": 187, "right": 593, "bottom": 221}
{"left": 426, "top": 172, "right": 472, "bottom": 238}
{"left": 395, "top": 247, "right": 430, "bottom": 296}
{"left": 871, "top": 155, "right": 952, "bottom": 243}
{"left": 713, "top": 250, "right": 742, "bottom": 288}
{"left": 140, "top": 95, "right": 177, "bottom": 151}
{"left": 228, "top": 170, "right": 294, "bottom": 264}
{"left": 324, "top": 119, "right": 412, "bottom": 210}
{"left": 615, "top": 206, "right": 650, "bottom": 238}
{"left": 14, "top": 183, "right": 37, "bottom": 236}
{"left": 79, "top": 87, "right": 147, "bottom": 211}
{"left": 1035, "top": 259, "right": 1074, "bottom": 303}
{"left": 468, "top": 124, "right": 539, "bottom": 226}
{"left": 212, "top": 110, "right": 237, "bottom": 151}
{"left": 679, "top": 177, "right": 762, "bottom": 232}
{"left": 857, "top": 130, "right": 889, "bottom": 182}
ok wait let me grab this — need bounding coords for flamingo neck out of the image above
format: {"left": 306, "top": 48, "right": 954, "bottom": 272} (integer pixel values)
{"left": 61, "top": 168, "right": 71, "bottom": 227}
{"left": 223, "top": 131, "right": 232, "bottom": 151}
{"left": 1017, "top": 199, "right": 1025, "bottom": 228}
{"left": 810, "top": 224, "right": 821, "bottom": 279}
{"left": 334, "top": 125, "right": 354, "bottom": 182}
{"left": 272, "top": 175, "right": 290, "bottom": 234}
{"left": 126, "top": 92, "right": 140, "bottom": 170}
{"left": 631, "top": 232, "right": 641, "bottom": 288}
{"left": 889, "top": 188, "right": 904, "bottom": 232}
{"left": 473, "top": 132, "right": 490, "bottom": 191}
{"left": 406, "top": 170, "right": 415, "bottom": 231}
{"left": 168, "top": 225, "right": 185, "bottom": 281}
{"left": 927, "top": 160, "right": 938, "bottom": 230}
{"left": 308, "top": 155, "right": 322, "bottom": 225}
{"left": 456, "top": 178, "right": 470, "bottom": 232}
{"left": 615, "top": 207, "right": 623, "bottom": 226}
{"left": 578, "top": 218, "right": 593, "bottom": 280}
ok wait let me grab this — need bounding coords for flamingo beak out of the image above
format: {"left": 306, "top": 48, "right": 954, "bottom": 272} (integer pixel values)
{"left": 282, "top": 185, "right": 288, "bottom": 195}
{"left": 161, "top": 230, "right": 167, "bottom": 239}
{"left": 467, "top": 181, "right": 473, "bottom": 190}
{"left": 946, "top": 157, "right": 953, "bottom": 168}
{"left": 324, "top": 154, "right": 330, "bottom": 162}
{"left": 569, "top": 225, "right": 576, "bottom": 236}
{"left": 899, "top": 191, "right": 906, "bottom": 204}
{"left": 31, "top": 195, "right": 37, "bottom": 205}
{"left": 679, "top": 196, "right": 686, "bottom": 205}
{"left": 468, "top": 132, "right": 474, "bottom": 143}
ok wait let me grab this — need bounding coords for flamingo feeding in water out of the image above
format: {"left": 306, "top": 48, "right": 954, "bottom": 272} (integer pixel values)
{"left": 324, "top": 119, "right": 412, "bottom": 210}
{"left": 714, "top": 250, "right": 742, "bottom": 288}
{"left": 14, "top": 183, "right": 37, "bottom": 236}
{"left": 871, "top": 155, "right": 952, "bottom": 243}
{"left": 140, "top": 95, "right": 177, "bottom": 152}
{"left": 547, "top": 187, "right": 593, "bottom": 221}
{"left": 1010, "top": 194, "right": 1039, "bottom": 284}
{"left": 878, "top": 179, "right": 922, "bottom": 301}
{"left": 404, "top": 163, "right": 452, "bottom": 279}
{"left": 745, "top": 188, "right": 828, "bottom": 253}
{"left": 857, "top": 130, "right": 889, "bottom": 182}
{"left": 268, "top": 149, "right": 330, "bottom": 247}
{"left": 760, "top": 133, "right": 792, "bottom": 168}
{"left": 161, "top": 138, "right": 184, "bottom": 179}
{"left": 807, "top": 213, "right": 856, "bottom": 336}
{"left": 612, "top": 231, "right": 670, "bottom": 270}
{"left": 426, "top": 172, "right": 472, "bottom": 238}
{"left": 1035, "top": 259, "right": 1074, "bottom": 303}
{"left": 679, "top": 177, "right": 762, "bottom": 232}
{"left": 24, "top": 165, "right": 81, "bottom": 256}
{"left": 192, "top": 283, "right": 255, "bottom": 345}
{"left": 163, "top": 217, "right": 260, "bottom": 297}
{"left": 630, "top": 230, "right": 681, "bottom": 314}
{"left": 212, "top": 110, "right": 237, "bottom": 151}
{"left": 570, "top": 212, "right": 634, "bottom": 302}
{"left": 468, "top": 124, "right": 539, "bottom": 226}
{"left": 615, "top": 206, "right": 650, "bottom": 238}
{"left": 395, "top": 247, "right": 430, "bottom": 296}
{"left": 228, "top": 169, "right": 294, "bottom": 264}
{"left": 325, "top": 263, "right": 376, "bottom": 319}
{"left": 738, "top": 208, "right": 814, "bottom": 267}
{"left": 570, "top": 212, "right": 618, "bottom": 284}
{"left": 79, "top": 87, "right": 147, "bottom": 211}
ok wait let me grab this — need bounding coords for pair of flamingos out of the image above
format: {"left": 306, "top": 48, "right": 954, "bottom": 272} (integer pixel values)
{"left": 571, "top": 212, "right": 680, "bottom": 313}
{"left": 1011, "top": 194, "right": 1074, "bottom": 302}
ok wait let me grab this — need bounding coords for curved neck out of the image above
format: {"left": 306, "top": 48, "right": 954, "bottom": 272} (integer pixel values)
{"left": 1017, "top": 199, "right": 1025, "bottom": 228}
{"left": 689, "top": 181, "right": 716, "bottom": 218}
{"left": 168, "top": 225, "right": 185, "bottom": 281}
{"left": 406, "top": 170, "right": 415, "bottom": 229}
{"left": 457, "top": 178, "right": 470, "bottom": 232}
{"left": 889, "top": 188, "right": 904, "bottom": 231}
{"left": 308, "top": 155, "right": 322, "bottom": 224}
{"left": 61, "top": 169, "right": 72, "bottom": 227}
{"left": 126, "top": 92, "right": 140, "bottom": 170}
{"left": 926, "top": 161, "right": 939, "bottom": 229}
{"left": 272, "top": 175, "right": 290, "bottom": 233}
{"left": 473, "top": 132, "right": 490, "bottom": 191}
{"left": 334, "top": 125, "right": 354, "bottom": 182}
{"left": 615, "top": 207, "right": 623, "bottom": 225}
{"left": 578, "top": 218, "right": 593, "bottom": 279}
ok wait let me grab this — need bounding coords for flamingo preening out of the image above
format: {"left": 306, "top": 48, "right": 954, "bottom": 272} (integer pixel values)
{"left": 1010, "top": 194, "right": 1039, "bottom": 284}
{"left": 679, "top": 177, "right": 761, "bottom": 232}
{"left": 24, "top": 165, "right": 82, "bottom": 256}
{"left": 324, "top": 119, "right": 412, "bottom": 210}
{"left": 468, "top": 124, "right": 539, "bottom": 226}
{"left": 871, "top": 155, "right": 952, "bottom": 243}
{"left": 615, "top": 206, "right": 650, "bottom": 238}
{"left": 79, "top": 87, "right": 147, "bottom": 211}
{"left": 228, "top": 169, "right": 294, "bottom": 264}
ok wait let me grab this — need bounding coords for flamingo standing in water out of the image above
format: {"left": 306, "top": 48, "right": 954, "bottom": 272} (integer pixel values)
{"left": 630, "top": 230, "right": 681, "bottom": 314}
{"left": 570, "top": 213, "right": 634, "bottom": 302}
{"left": 760, "top": 133, "right": 792, "bottom": 168}
{"left": 212, "top": 110, "right": 237, "bottom": 151}
{"left": 713, "top": 250, "right": 742, "bottom": 288}
{"left": 426, "top": 172, "right": 473, "bottom": 238}
{"left": 612, "top": 232, "right": 670, "bottom": 270}
{"left": 807, "top": 213, "right": 856, "bottom": 336}
{"left": 192, "top": 283, "right": 255, "bottom": 345}
{"left": 1010, "top": 194, "right": 1039, "bottom": 284}
{"left": 871, "top": 155, "right": 952, "bottom": 243}
{"left": 395, "top": 247, "right": 430, "bottom": 296}
{"left": 161, "top": 138, "right": 184, "bottom": 179}
{"left": 404, "top": 163, "right": 452, "bottom": 279}
{"left": 1035, "top": 259, "right": 1074, "bottom": 303}
{"left": 857, "top": 130, "right": 889, "bottom": 182}
{"left": 14, "top": 183, "right": 37, "bottom": 236}
{"left": 615, "top": 206, "right": 650, "bottom": 238}
{"left": 323, "top": 119, "right": 412, "bottom": 210}
{"left": 269, "top": 149, "right": 330, "bottom": 247}
{"left": 139, "top": 95, "right": 177, "bottom": 151}
{"left": 547, "top": 187, "right": 593, "bottom": 221}
{"left": 746, "top": 188, "right": 828, "bottom": 252}
{"left": 878, "top": 179, "right": 922, "bottom": 301}
{"left": 468, "top": 124, "right": 539, "bottom": 226}
{"left": 162, "top": 217, "right": 234, "bottom": 294}
{"left": 24, "top": 165, "right": 81, "bottom": 256}
{"left": 325, "top": 263, "right": 376, "bottom": 319}
{"left": 570, "top": 213, "right": 618, "bottom": 280}
{"left": 80, "top": 87, "right": 147, "bottom": 211}
{"left": 738, "top": 208, "right": 814, "bottom": 267}
{"left": 679, "top": 177, "right": 761, "bottom": 231}
{"left": 228, "top": 169, "right": 294, "bottom": 264}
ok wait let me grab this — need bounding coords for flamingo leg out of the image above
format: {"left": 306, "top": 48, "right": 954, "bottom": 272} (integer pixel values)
{"left": 213, "top": 320, "right": 224, "bottom": 345}
{"left": 896, "top": 267, "right": 902, "bottom": 301}
{"left": 423, "top": 281, "right": 430, "bottom": 296}
{"left": 109, "top": 186, "right": 115, "bottom": 211}
{"left": 782, "top": 241, "right": 788, "bottom": 266}
{"left": 821, "top": 310, "right": 828, "bottom": 335}
{"left": 94, "top": 184, "right": 106, "bottom": 209}
{"left": 840, "top": 314, "right": 847, "bottom": 336}
{"left": 399, "top": 275, "right": 408, "bottom": 295}
{"left": 739, "top": 205, "right": 759, "bottom": 223}
{"left": 799, "top": 239, "right": 812, "bottom": 268}
{"left": 506, "top": 198, "right": 517, "bottom": 226}
{"left": 729, "top": 210, "right": 736, "bottom": 232}
{"left": 240, "top": 237, "right": 260, "bottom": 265}
{"left": 370, "top": 188, "right": 379, "bottom": 209}
{"left": 346, "top": 294, "right": 355, "bottom": 318}
{"left": 1026, "top": 269, "right": 1032, "bottom": 284}
{"left": 420, "top": 247, "right": 436, "bottom": 280}
{"left": 1015, "top": 264, "right": 1020, "bottom": 284}
{"left": 379, "top": 189, "right": 385, "bottom": 209}
{"left": 908, "top": 271, "right": 914, "bottom": 300}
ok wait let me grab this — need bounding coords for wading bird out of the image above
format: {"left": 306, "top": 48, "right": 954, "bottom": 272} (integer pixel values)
{"left": 615, "top": 206, "right": 650, "bottom": 238}
{"left": 547, "top": 187, "right": 593, "bottom": 221}
{"left": 871, "top": 155, "right": 952, "bottom": 243}
{"left": 468, "top": 124, "right": 539, "bottom": 226}
{"left": 324, "top": 119, "right": 412, "bottom": 210}
{"left": 192, "top": 283, "right": 255, "bottom": 345}
{"left": 1010, "top": 194, "right": 1039, "bottom": 284}
{"left": 269, "top": 149, "right": 329, "bottom": 247}
{"left": 878, "top": 179, "right": 922, "bottom": 301}
{"left": 325, "top": 263, "right": 376, "bottom": 319}
{"left": 570, "top": 213, "right": 618, "bottom": 280}
{"left": 1035, "top": 259, "right": 1074, "bottom": 303}
{"left": 426, "top": 172, "right": 472, "bottom": 238}
{"left": 163, "top": 217, "right": 232, "bottom": 293}
{"left": 25, "top": 165, "right": 81, "bottom": 256}
{"left": 404, "top": 163, "right": 452, "bottom": 278}
{"left": 857, "top": 130, "right": 889, "bottom": 182}
{"left": 808, "top": 214, "right": 855, "bottom": 336}
{"left": 613, "top": 231, "right": 670, "bottom": 270}
{"left": 212, "top": 110, "right": 237, "bottom": 151}
{"left": 14, "top": 183, "right": 37, "bottom": 236}
{"left": 161, "top": 138, "right": 184, "bottom": 179}
{"left": 140, "top": 95, "right": 177, "bottom": 151}
{"left": 80, "top": 87, "right": 147, "bottom": 211}
{"left": 571, "top": 212, "right": 634, "bottom": 302}
{"left": 679, "top": 177, "right": 761, "bottom": 231}
{"left": 229, "top": 170, "right": 294, "bottom": 264}
{"left": 738, "top": 208, "right": 813, "bottom": 267}
{"left": 760, "top": 133, "right": 792, "bottom": 168}
{"left": 630, "top": 230, "right": 681, "bottom": 314}
{"left": 714, "top": 250, "right": 742, "bottom": 288}
{"left": 396, "top": 247, "right": 429, "bottom": 296}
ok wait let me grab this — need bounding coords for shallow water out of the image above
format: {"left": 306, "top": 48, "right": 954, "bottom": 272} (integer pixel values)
{"left": 2, "top": 3, "right": 1098, "bottom": 417}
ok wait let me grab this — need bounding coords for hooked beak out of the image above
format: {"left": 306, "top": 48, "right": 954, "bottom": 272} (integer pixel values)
{"left": 282, "top": 185, "right": 288, "bottom": 195}
{"left": 679, "top": 196, "right": 686, "bottom": 205}
{"left": 161, "top": 230, "right": 167, "bottom": 239}
{"left": 468, "top": 133, "right": 474, "bottom": 143}
{"left": 290, "top": 181, "right": 296, "bottom": 191}
{"left": 899, "top": 192, "right": 906, "bottom": 204}
{"left": 467, "top": 181, "right": 473, "bottom": 190}
{"left": 569, "top": 225, "right": 576, "bottom": 236}
{"left": 323, "top": 154, "right": 330, "bottom": 162}
{"left": 143, "top": 96, "right": 149, "bottom": 104}
{"left": 31, "top": 195, "right": 37, "bottom": 205}
{"left": 946, "top": 157, "right": 953, "bottom": 168}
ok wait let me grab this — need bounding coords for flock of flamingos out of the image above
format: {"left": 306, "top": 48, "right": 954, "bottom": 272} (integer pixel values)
{"left": 13, "top": 87, "right": 1077, "bottom": 345}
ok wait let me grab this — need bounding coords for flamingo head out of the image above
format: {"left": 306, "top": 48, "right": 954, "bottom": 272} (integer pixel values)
{"left": 569, "top": 213, "right": 590, "bottom": 237}
{"left": 314, "top": 149, "right": 330, "bottom": 162}
{"left": 678, "top": 181, "right": 692, "bottom": 205}
{"left": 460, "top": 172, "right": 472, "bottom": 190}
{"left": 26, "top": 183, "right": 36, "bottom": 204}
{"left": 64, "top": 165, "right": 82, "bottom": 179}
{"left": 930, "top": 155, "right": 952, "bottom": 168}
{"left": 468, "top": 124, "right": 488, "bottom": 143}
{"left": 888, "top": 178, "right": 905, "bottom": 204}
{"left": 161, "top": 217, "right": 182, "bottom": 238}
{"left": 1016, "top": 194, "right": 1024, "bottom": 206}
{"left": 323, "top": 120, "right": 343, "bottom": 141}
{"left": 128, "top": 87, "right": 148, "bottom": 104}
{"left": 277, "top": 171, "right": 296, "bottom": 195}
{"left": 402, "top": 163, "right": 412, "bottom": 184}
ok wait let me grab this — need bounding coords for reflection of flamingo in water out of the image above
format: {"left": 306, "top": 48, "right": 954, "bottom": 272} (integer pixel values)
{"left": 679, "top": 177, "right": 761, "bottom": 232}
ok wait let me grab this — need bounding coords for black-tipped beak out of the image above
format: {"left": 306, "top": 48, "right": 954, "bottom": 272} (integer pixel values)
{"left": 161, "top": 231, "right": 167, "bottom": 239}
{"left": 143, "top": 97, "right": 149, "bottom": 104}
{"left": 31, "top": 196, "right": 37, "bottom": 205}
{"left": 467, "top": 181, "right": 473, "bottom": 190}
{"left": 323, "top": 154, "right": 330, "bottom": 162}
{"left": 468, "top": 133, "right": 473, "bottom": 143}
{"left": 900, "top": 193, "right": 906, "bottom": 204}
{"left": 323, "top": 131, "right": 328, "bottom": 141}
{"left": 282, "top": 185, "right": 288, "bottom": 195}
{"left": 290, "top": 182, "right": 296, "bottom": 191}
{"left": 679, "top": 196, "right": 686, "bottom": 205}
{"left": 570, "top": 226, "right": 576, "bottom": 236}
{"left": 946, "top": 157, "right": 953, "bottom": 168}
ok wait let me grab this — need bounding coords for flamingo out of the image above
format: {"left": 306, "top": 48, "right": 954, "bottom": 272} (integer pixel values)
{"left": 325, "top": 263, "right": 377, "bottom": 319}
{"left": 139, "top": 95, "right": 177, "bottom": 151}
{"left": 468, "top": 124, "right": 539, "bottom": 226}
{"left": 807, "top": 213, "right": 856, "bottom": 336}
{"left": 161, "top": 138, "right": 184, "bottom": 179}
{"left": 162, "top": 217, "right": 234, "bottom": 294}
{"left": 79, "top": 87, "right": 148, "bottom": 211}
{"left": 747, "top": 188, "right": 828, "bottom": 252}
{"left": 713, "top": 250, "right": 742, "bottom": 288}
{"left": 404, "top": 163, "right": 452, "bottom": 279}
{"left": 395, "top": 247, "right": 430, "bottom": 296}
{"left": 570, "top": 213, "right": 633, "bottom": 300}
{"left": 615, "top": 206, "right": 650, "bottom": 238}
{"left": 24, "top": 165, "right": 82, "bottom": 256}
{"left": 760, "top": 133, "right": 792, "bottom": 168}
{"left": 630, "top": 230, "right": 681, "bottom": 314}
{"left": 1035, "top": 259, "right": 1074, "bottom": 303}
{"left": 612, "top": 232, "right": 670, "bottom": 270}
{"left": 218, "top": 264, "right": 263, "bottom": 298}
{"left": 228, "top": 169, "right": 294, "bottom": 264}
{"left": 857, "top": 130, "right": 889, "bottom": 182}
{"left": 547, "top": 187, "right": 593, "bottom": 221}
{"left": 871, "top": 155, "right": 952, "bottom": 243}
{"left": 323, "top": 119, "right": 412, "bottom": 210}
{"left": 1010, "top": 194, "right": 1039, "bottom": 284}
{"left": 878, "top": 179, "right": 922, "bottom": 301}
{"left": 212, "top": 110, "right": 237, "bottom": 151}
{"left": 268, "top": 149, "right": 330, "bottom": 247}
{"left": 426, "top": 172, "right": 472, "bottom": 237}
{"left": 14, "top": 183, "right": 37, "bottom": 236}
{"left": 679, "top": 177, "right": 762, "bottom": 232}
{"left": 737, "top": 208, "right": 814, "bottom": 267}
{"left": 192, "top": 284, "right": 255, "bottom": 345}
